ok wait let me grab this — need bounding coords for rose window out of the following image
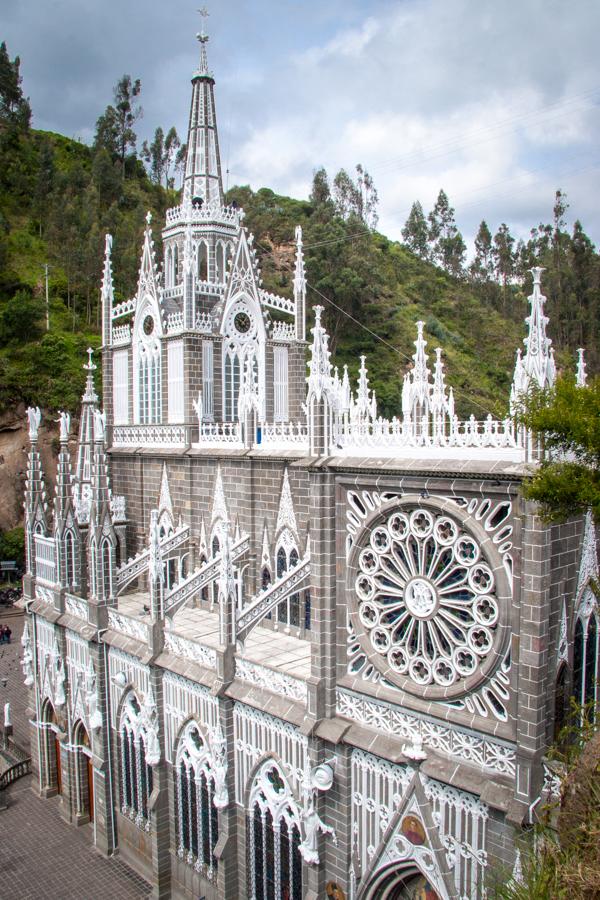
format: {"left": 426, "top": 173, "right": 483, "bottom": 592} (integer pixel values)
{"left": 352, "top": 506, "right": 503, "bottom": 696}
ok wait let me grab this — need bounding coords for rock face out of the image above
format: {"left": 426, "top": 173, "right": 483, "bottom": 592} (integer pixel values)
{"left": 0, "top": 406, "right": 61, "bottom": 532}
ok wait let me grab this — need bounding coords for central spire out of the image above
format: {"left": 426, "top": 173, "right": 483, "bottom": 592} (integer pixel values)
{"left": 183, "top": 9, "right": 224, "bottom": 206}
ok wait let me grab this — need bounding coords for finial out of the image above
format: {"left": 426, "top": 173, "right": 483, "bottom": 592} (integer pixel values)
{"left": 314, "top": 305, "right": 323, "bottom": 328}
{"left": 576, "top": 348, "right": 587, "bottom": 387}
{"left": 530, "top": 266, "right": 545, "bottom": 287}
{"left": 84, "top": 347, "right": 97, "bottom": 371}
{"left": 145, "top": 210, "right": 152, "bottom": 227}
{"left": 104, "top": 233, "right": 113, "bottom": 256}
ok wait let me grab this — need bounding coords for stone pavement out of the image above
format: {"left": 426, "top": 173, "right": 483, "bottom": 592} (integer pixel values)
{"left": 0, "top": 609, "right": 151, "bottom": 900}
{"left": 0, "top": 776, "right": 151, "bottom": 899}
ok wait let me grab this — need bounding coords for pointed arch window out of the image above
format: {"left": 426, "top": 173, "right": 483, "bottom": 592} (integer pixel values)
{"left": 274, "top": 532, "right": 309, "bottom": 632}
{"left": 173, "top": 244, "right": 179, "bottom": 284}
{"left": 175, "top": 722, "right": 219, "bottom": 877}
{"left": 224, "top": 351, "right": 241, "bottom": 422}
{"left": 100, "top": 537, "right": 113, "bottom": 599}
{"left": 139, "top": 341, "right": 161, "bottom": 424}
{"left": 119, "top": 692, "right": 154, "bottom": 829}
{"left": 247, "top": 761, "right": 302, "bottom": 900}
{"left": 198, "top": 241, "right": 208, "bottom": 281}
{"left": 215, "top": 241, "right": 225, "bottom": 283}
{"left": 65, "top": 529, "right": 76, "bottom": 588}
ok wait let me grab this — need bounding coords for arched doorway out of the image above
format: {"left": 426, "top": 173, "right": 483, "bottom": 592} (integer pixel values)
{"left": 42, "top": 700, "right": 62, "bottom": 795}
{"left": 74, "top": 721, "right": 94, "bottom": 823}
{"left": 366, "top": 863, "right": 441, "bottom": 900}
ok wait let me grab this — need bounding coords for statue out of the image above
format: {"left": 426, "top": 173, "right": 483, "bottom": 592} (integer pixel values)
{"left": 21, "top": 621, "right": 34, "bottom": 687}
{"left": 86, "top": 662, "right": 102, "bottom": 732}
{"left": 298, "top": 756, "right": 337, "bottom": 865}
{"left": 193, "top": 392, "right": 203, "bottom": 427}
{"left": 54, "top": 652, "right": 66, "bottom": 708}
{"left": 93, "top": 409, "right": 106, "bottom": 442}
{"left": 26, "top": 406, "right": 41, "bottom": 442}
{"left": 142, "top": 688, "right": 160, "bottom": 767}
{"left": 209, "top": 725, "right": 228, "bottom": 809}
{"left": 402, "top": 731, "right": 427, "bottom": 761}
{"left": 4, "top": 702, "right": 11, "bottom": 728}
{"left": 58, "top": 411, "right": 71, "bottom": 443}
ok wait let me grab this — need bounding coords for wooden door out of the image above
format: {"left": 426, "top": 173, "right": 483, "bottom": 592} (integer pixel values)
{"left": 54, "top": 735, "right": 62, "bottom": 794}
{"left": 86, "top": 755, "right": 94, "bottom": 822}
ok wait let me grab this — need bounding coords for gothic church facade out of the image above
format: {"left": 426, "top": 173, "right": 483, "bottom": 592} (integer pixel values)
{"left": 20, "top": 24, "right": 599, "bottom": 900}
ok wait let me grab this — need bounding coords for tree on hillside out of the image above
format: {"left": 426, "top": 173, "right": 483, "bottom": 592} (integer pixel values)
{"left": 141, "top": 126, "right": 180, "bottom": 187}
{"left": 332, "top": 164, "right": 378, "bottom": 228}
{"left": 0, "top": 41, "right": 31, "bottom": 132}
{"left": 470, "top": 220, "right": 493, "bottom": 282}
{"left": 493, "top": 223, "right": 515, "bottom": 310}
{"left": 94, "top": 75, "right": 142, "bottom": 173}
{"left": 402, "top": 201, "right": 429, "bottom": 260}
{"left": 427, "top": 189, "right": 465, "bottom": 276}
{"left": 33, "top": 137, "right": 55, "bottom": 236}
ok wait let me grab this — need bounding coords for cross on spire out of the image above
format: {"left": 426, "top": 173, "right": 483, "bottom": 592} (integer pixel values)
{"left": 84, "top": 347, "right": 97, "bottom": 371}
{"left": 197, "top": 7, "right": 209, "bottom": 42}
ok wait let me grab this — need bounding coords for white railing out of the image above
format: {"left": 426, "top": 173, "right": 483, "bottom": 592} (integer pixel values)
{"left": 112, "top": 324, "right": 131, "bottom": 345}
{"left": 333, "top": 414, "right": 525, "bottom": 462}
{"left": 271, "top": 321, "right": 295, "bottom": 341}
{"left": 112, "top": 425, "right": 187, "bottom": 447}
{"left": 195, "top": 281, "right": 223, "bottom": 299}
{"left": 194, "top": 421, "right": 243, "bottom": 447}
{"left": 235, "top": 658, "right": 307, "bottom": 703}
{"left": 164, "top": 631, "right": 216, "bottom": 669}
{"left": 195, "top": 310, "right": 213, "bottom": 332}
{"left": 112, "top": 297, "right": 136, "bottom": 320}
{"left": 34, "top": 534, "right": 57, "bottom": 586}
{"left": 164, "top": 200, "right": 242, "bottom": 228}
{"left": 107, "top": 609, "right": 150, "bottom": 644}
{"left": 162, "top": 285, "right": 183, "bottom": 301}
{"left": 260, "top": 290, "right": 295, "bottom": 316}
{"left": 165, "top": 311, "right": 184, "bottom": 333}
{"left": 257, "top": 422, "right": 308, "bottom": 450}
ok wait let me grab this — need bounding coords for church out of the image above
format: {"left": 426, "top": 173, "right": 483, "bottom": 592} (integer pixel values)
{"left": 20, "top": 20, "right": 599, "bottom": 900}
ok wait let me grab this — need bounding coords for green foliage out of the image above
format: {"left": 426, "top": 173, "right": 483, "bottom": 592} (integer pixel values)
{"left": 0, "top": 41, "right": 31, "bottom": 133}
{"left": 0, "top": 289, "right": 42, "bottom": 344}
{"left": 0, "top": 526, "right": 24, "bottom": 567}
{"left": 517, "top": 376, "right": 600, "bottom": 521}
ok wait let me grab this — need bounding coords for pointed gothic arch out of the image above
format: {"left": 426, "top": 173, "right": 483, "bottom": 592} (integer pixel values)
{"left": 73, "top": 719, "right": 94, "bottom": 823}
{"left": 133, "top": 292, "right": 163, "bottom": 426}
{"left": 246, "top": 758, "right": 303, "bottom": 900}
{"left": 197, "top": 240, "right": 209, "bottom": 281}
{"left": 174, "top": 719, "right": 219, "bottom": 877}
{"left": 119, "top": 691, "right": 154, "bottom": 826}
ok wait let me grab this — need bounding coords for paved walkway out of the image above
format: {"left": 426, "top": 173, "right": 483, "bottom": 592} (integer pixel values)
{"left": 0, "top": 609, "right": 151, "bottom": 899}
{"left": 0, "top": 776, "right": 151, "bottom": 899}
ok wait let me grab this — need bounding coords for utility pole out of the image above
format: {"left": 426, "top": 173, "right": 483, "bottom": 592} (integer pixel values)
{"left": 41, "top": 264, "right": 51, "bottom": 331}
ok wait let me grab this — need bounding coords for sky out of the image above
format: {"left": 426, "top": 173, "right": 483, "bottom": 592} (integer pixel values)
{"left": 4, "top": 0, "right": 600, "bottom": 249}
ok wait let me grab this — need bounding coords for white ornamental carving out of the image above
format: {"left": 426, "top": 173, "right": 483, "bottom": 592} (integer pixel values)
{"left": 209, "top": 724, "right": 228, "bottom": 809}
{"left": 21, "top": 620, "right": 34, "bottom": 687}
{"left": 299, "top": 757, "right": 337, "bottom": 865}
{"left": 352, "top": 505, "right": 504, "bottom": 695}
{"left": 141, "top": 687, "right": 160, "bottom": 767}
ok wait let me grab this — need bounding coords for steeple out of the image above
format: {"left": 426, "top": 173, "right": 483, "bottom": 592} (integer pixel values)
{"left": 511, "top": 267, "right": 555, "bottom": 412}
{"left": 24, "top": 407, "right": 48, "bottom": 576}
{"left": 293, "top": 226, "right": 306, "bottom": 341}
{"left": 183, "top": 10, "right": 224, "bottom": 207}
{"left": 101, "top": 234, "right": 114, "bottom": 348}
{"left": 74, "top": 349, "right": 99, "bottom": 520}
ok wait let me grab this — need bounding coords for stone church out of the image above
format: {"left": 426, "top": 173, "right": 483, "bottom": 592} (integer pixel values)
{"left": 20, "top": 21, "right": 599, "bottom": 900}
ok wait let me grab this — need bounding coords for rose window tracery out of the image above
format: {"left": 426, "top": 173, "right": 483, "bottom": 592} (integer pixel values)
{"left": 352, "top": 505, "right": 504, "bottom": 696}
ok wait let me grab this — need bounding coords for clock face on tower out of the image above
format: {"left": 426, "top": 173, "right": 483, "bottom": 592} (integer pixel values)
{"left": 234, "top": 311, "right": 251, "bottom": 334}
